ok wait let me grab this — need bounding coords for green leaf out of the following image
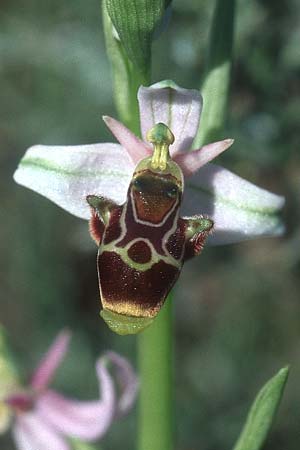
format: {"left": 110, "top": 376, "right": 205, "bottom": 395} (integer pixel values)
{"left": 193, "top": 0, "right": 235, "bottom": 148}
{"left": 105, "top": 0, "right": 169, "bottom": 76}
{"left": 232, "top": 367, "right": 289, "bottom": 450}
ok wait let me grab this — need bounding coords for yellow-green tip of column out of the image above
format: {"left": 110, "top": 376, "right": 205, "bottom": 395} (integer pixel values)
{"left": 100, "top": 309, "right": 154, "bottom": 335}
{"left": 146, "top": 123, "right": 175, "bottom": 171}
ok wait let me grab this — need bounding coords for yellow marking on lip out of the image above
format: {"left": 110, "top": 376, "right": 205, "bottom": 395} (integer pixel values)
{"left": 101, "top": 300, "right": 159, "bottom": 318}
{"left": 101, "top": 238, "right": 181, "bottom": 272}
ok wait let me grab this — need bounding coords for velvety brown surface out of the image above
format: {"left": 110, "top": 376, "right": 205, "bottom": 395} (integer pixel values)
{"left": 103, "top": 207, "right": 123, "bottom": 245}
{"left": 98, "top": 251, "right": 179, "bottom": 315}
{"left": 127, "top": 240, "right": 152, "bottom": 264}
{"left": 132, "top": 173, "right": 180, "bottom": 224}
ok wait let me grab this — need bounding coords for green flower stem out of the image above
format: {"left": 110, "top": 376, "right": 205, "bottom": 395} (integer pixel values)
{"left": 137, "top": 298, "right": 174, "bottom": 450}
{"left": 193, "top": 0, "right": 236, "bottom": 147}
{"left": 103, "top": 4, "right": 173, "bottom": 447}
{"left": 103, "top": 0, "right": 173, "bottom": 445}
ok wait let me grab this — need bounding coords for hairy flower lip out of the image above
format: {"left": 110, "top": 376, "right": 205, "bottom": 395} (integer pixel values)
{"left": 13, "top": 80, "right": 285, "bottom": 244}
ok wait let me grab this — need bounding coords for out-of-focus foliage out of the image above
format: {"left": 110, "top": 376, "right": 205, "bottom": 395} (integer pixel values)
{"left": 0, "top": 0, "right": 299, "bottom": 449}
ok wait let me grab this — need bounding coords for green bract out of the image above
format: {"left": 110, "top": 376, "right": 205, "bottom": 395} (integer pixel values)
{"left": 105, "top": 0, "right": 170, "bottom": 76}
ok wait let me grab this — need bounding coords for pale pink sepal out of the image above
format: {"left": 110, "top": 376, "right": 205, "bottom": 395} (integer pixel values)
{"left": 34, "top": 356, "right": 116, "bottom": 441}
{"left": 13, "top": 143, "right": 135, "bottom": 219}
{"left": 105, "top": 351, "right": 139, "bottom": 418}
{"left": 103, "top": 116, "right": 151, "bottom": 164}
{"left": 30, "top": 330, "right": 71, "bottom": 392}
{"left": 138, "top": 80, "right": 202, "bottom": 155}
{"left": 174, "top": 139, "right": 234, "bottom": 176}
{"left": 183, "top": 163, "right": 285, "bottom": 244}
{"left": 13, "top": 413, "right": 70, "bottom": 450}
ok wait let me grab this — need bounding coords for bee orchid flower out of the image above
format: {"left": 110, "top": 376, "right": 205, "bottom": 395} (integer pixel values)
{"left": 0, "top": 330, "right": 138, "bottom": 450}
{"left": 13, "top": 80, "right": 285, "bottom": 334}
{"left": 13, "top": 80, "right": 284, "bottom": 245}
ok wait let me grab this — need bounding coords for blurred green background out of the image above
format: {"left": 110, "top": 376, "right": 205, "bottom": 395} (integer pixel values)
{"left": 1, "top": 0, "right": 299, "bottom": 449}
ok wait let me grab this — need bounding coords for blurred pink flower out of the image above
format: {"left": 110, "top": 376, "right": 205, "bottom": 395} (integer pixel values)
{"left": 14, "top": 80, "right": 284, "bottom": 244}
{"left": 1, "top": 330, "right": 138, "bottom": 450}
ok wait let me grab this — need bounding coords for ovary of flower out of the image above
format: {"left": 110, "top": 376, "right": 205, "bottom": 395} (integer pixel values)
{"left": 13, "top": 80, "right": 284, "bottom": 244}
{"left": 0, "top": 330, "right": 138, "bottom": 450}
